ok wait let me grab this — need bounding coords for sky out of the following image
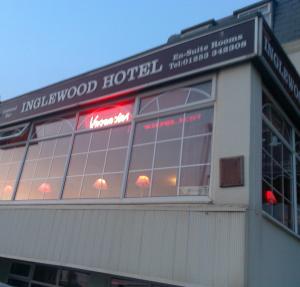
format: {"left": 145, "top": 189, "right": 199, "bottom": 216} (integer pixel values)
{"left": 0, "top": 0, "right": 258, "bottom": 101}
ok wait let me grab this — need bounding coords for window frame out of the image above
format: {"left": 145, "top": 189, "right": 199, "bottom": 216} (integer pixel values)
{"left": 261, "top": 86, "right": 299, "bottom": 234}
{"left": 0, "top": 74, "right": 216, "bottom": 205}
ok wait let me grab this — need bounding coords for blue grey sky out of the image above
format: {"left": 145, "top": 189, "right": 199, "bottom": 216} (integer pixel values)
{"left": 0, "top": 0, "right": 257, "bottom": 101}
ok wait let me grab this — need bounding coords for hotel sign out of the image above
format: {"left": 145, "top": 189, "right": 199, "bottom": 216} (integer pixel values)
{"left": 0, "top": 19, "right": 255, "bottom": 126}
{"left": 262, "top": 22, "right": 300, "bottom": 108}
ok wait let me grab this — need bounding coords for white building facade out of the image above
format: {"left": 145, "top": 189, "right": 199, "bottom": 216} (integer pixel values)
{"left": 0, "top": 1, "right": 300, "bottom": 286}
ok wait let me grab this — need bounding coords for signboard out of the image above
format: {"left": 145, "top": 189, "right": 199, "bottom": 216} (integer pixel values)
{"left": 0, "top": 19, "right": 256, "bottom": 127}
{"left": 262, "top": 22, "right": 300, "bottom": 109}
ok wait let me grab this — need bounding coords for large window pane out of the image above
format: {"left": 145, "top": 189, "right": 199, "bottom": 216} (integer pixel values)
{"left": 139, "top": 81, "right": 212, "bottom": 115}
{"left": 126, "top": 108, "right": 213, "bottom": 198}
{"left": 33, "top": 265, "right": 57, "bottom": 284}
{"left": 0, "top": 145, "right": 26, "bottom": 200}
{"left": 151, "top": 168, "right": 178, "bottom": 197}
{"left": 33, "top": 115, "right": 75, "bottom": 139}
{"left": 64, "top": 124, "right": 130, "bottom": 200}
{"left": 179, "top": 165, "right": 210, "bottom": 196}
{"left": 16, "top": 137, "right": 70, "bottom": 201}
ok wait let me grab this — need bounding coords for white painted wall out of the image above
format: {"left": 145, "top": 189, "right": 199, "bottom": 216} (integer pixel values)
{"left": 0, "top": 63, "right": 259, "bottom": 287}
{"left": 0, "top": 205, "right": 246, "bottom": 287}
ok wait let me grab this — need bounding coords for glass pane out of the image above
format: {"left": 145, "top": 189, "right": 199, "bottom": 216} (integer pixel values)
{"left": 129, "top": 144, "right": 154, "bottom": 170}
{"left": 109, "top": 125, "right": 131, "bottom": 148}
{"left": 154, "top": 140, "right": 181, "bottom": 168}
{"left": 68, "top": 154, "right": 87, "bottom": 176}
{"left": 60, "top": 270, "right": 89, "bottom": 287}
{"left": 80, "top": 175, "right": 100, "bottom": 199}
{"left": 181, "top": 136, "right": 211, "bottom": 165}
{"left": 262, "top": 151, "right": 272, "bottom": 184}
{"left": 26, "top": 143, "right": 41, "bottom": 160}
{"left": 262, "top": 122, "right": 272, "bottom": 155}
{"left": 126, "top": 171, "right": 151, "bottom": 198}
{"left": 139, "top": 95, "right": 158, "bottom": 114}
{"left": 49, "top": 156, "right": 67, "bottom": 177}
{"left": 151, "top": 168, "right": 178, "bottom": 197}
{"left": 90, "top": 129, "right": 109, "bottom": 151}
{"left": 0, "top": 181, "right": 14, "bottom": 200}
{"left": 0, "top": 146, "right": 25, "bottom": 201}
{"left": 72, "top": 133, "right": 91, "bottom": 154}
{"left": 21, "top": 161, "right": 35, "bottom": 179}
{"left": 33, "top": 116, "right": 75, "bottom": 139}
{"left": 158, "top": 89, "right": 188, "bottom": 110}
{"left": 40, "top": 140, "right": 56, "bottom": 158}
{"left": 179, "top": 165, "right": 210, "bottom": 196}
{"left": 104, "top": 148, "right": 127, "bottom": 172}
{"left": 43, "top": 178, "right": 61, "bottom": 200}
{"left": 54, "top": 137, "right": 71, "bottom": 156}
{"left": 85, "top": 151, "right": 105, "bottom": 174}
{"left": 63, "top": 176, "right": 82, "bottom": 199}
{"left": 35, "top": 159, "right": 51, "bottom": 178}
{"left": 187, "top": 81, "right": 212, "bottom": 103}
{"left": 184, "top": 108, "right": 213, "bottom": 136}
{"left": 98, "top": 173, "right": 122, "bottom": 198}
{"left": 296, "top": 133, "right": 300, "bottom": 156}
{"left": 272, "top": 160, "right": 282, "bottom": 193}
{"left": 134, "top": 120, "right": 157, "bottom": 144}
{"left": 284, "top": 199, "right": 292, "bottom": 228}
{"left": 271, "top": 136, "right": 282, "bottom": 166}
{"left": 33, "top": 265, "right": 57, "bottom": 284}
{"left": 15, "top": 180, "right": 31, "bottom": 200}
{"left": 157, "top": 114, "right": 183, "bottom": 141}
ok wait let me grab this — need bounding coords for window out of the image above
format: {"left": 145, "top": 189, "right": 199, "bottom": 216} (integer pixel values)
{"left": 262, "top": 93, "right": 300, "bottom": 232}
{"left": 15, "top": 116, "right": 75, "bottom": 201}
{"left": 236, "top": 2, "right": 273, "bottom": 27}
{"left": 0, "top": 79, "right": 214, "bottom": 202}
{"left": 8, "top": 261, "right": 90, "bottom": 287}
{"left": 126, "top": 108, "right": 213, "bottom": 198}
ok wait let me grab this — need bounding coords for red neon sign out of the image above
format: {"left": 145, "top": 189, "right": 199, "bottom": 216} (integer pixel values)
{"left": 143, "top": 114, "right": 201, "bottom": 130}
{"left": 79, "top": 101, "right": 133, "bottom": 130}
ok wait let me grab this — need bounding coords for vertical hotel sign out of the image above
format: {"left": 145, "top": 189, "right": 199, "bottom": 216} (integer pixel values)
{"left": 262, "top": 21, "right": 300, "bottom": 108}
{"left": 0, "top": 19, "right": 255, "bottom": 126}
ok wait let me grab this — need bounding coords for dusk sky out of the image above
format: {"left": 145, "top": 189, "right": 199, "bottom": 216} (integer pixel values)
{"left": 0, "top": 0, "right": 257, "bottom": 101}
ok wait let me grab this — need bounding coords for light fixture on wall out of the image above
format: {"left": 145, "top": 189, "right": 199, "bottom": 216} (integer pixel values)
{"left": 135, "top": 175, "right": 150, "bottom": 188}
{"left": 3, "top": 184, "right": 13, "bottom": 194}
{"left": 93, "top": 178, "right": 108, "bottom": 190}
{"left": 264, "top": 189, "right": 277, "bottom": 204}
{"left": 38, "top": 182, "right": 51, "bottom": 193}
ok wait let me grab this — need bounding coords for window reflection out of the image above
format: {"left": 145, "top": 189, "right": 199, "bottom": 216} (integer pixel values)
{"left": 139, "top": 81, "right": 212, "bottom": 115}
{"left": 63, "top": 124, "right": 130, "bottom": 200}
{"left": 16, "top": 137, "right": 71, "bottom": 201}
{"left": 126, "top": 108, "right": 213, "bottom": 198}
{"left": 0, "top": 146, "right": 25, "bottom": 200}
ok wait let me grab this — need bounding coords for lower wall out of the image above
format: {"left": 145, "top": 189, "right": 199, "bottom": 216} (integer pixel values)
{"left": 247, "top": 210, "right": 300, "bottom": 287}
{"left": 0, "top": 205, "right": 246, "bottom": 287}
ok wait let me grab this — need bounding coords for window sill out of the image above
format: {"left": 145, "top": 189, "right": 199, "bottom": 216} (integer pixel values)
{"left": 0, "top": 196, "right": 247, "bottom": 212}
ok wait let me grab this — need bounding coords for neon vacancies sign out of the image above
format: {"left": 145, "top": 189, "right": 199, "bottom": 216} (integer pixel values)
{"left": 0, "top": 19, "right": 255, "bottom": 127}
{"left": 78, "top": 101, "right": 133, "bottom": 130}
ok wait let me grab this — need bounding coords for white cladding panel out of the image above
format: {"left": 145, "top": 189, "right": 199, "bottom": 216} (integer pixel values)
{"left": 0, "top": 206, "right": 245, "bottom": 287}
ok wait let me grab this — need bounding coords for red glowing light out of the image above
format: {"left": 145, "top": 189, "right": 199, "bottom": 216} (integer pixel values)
{"left": 93, "top": 178, "right": 108, "bottom": 190}
{"left": 135, "top": 175, "right": 150, "bottom": 188}
{"left": 143, "top": 114, "right": 201, "bottom": 130}
{"left": 80, "top": 102, "right": 133, "bottom": 130}
{"left": 3, "top": 184, "right": 13, "bottom": 194}
{"left": 38, "top": 182, "right": 52, "bottom": 193}
{"left": 264, "top": 190, "right": 277, "bottom": 204}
